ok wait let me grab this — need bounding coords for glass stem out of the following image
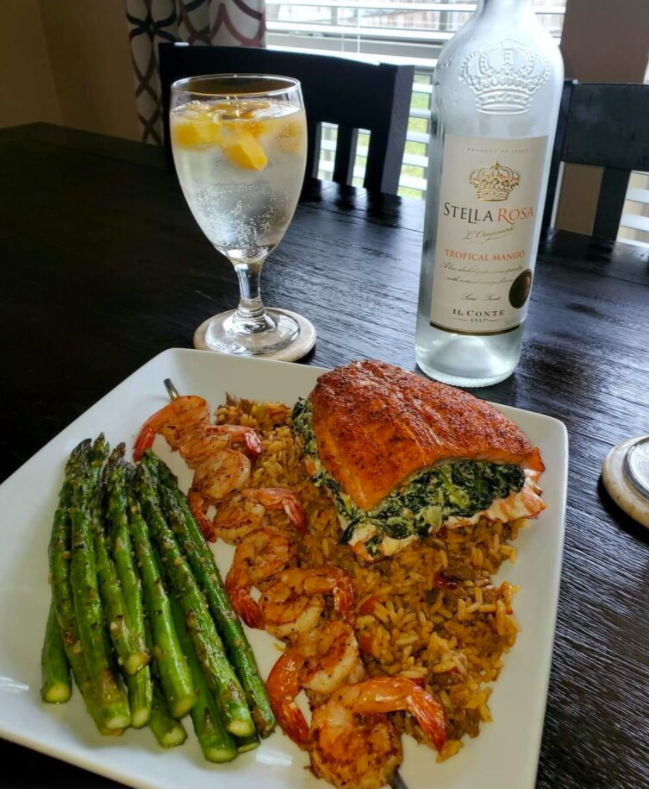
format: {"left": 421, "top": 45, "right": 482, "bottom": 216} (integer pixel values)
{"left": 233, "top": 259, "right": 273, "bottom": 333}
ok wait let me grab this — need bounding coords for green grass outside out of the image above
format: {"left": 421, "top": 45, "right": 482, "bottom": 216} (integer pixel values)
{"left": 318, "top": 90, "right": 431, "bottom": 198}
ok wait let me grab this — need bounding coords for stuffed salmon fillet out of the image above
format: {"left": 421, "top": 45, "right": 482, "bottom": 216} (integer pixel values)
{"left": 293, "top": 360, "right": 545, "bottom": 560}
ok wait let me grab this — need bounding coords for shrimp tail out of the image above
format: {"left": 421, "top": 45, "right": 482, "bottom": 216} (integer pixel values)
{"left": 133, "top": 396, "right": 210, "bottom": 463}
{"left": 358, "top": 596, "right": 380, "bottom": 616}
{"left": 283, "top": 496, "right": 307, "bottom": 533}
{"left": 133, "top": 423, "right": 159, "bottom": 461}
{"left": 225, "top": 576, "right": 264, "bottom": 629}
{"left": 333, "top": 575, "right": 356, "bottom": 627}
{"left": 188, "top": 488, "right": 217, "bottom": 542}
{"left": 276, "top": 696, "right": 310, "bottom": 748}
{"left": 133, "top": 400, "right": 182, "bottom": 461}
{"left": 244, "top": 430, "right": 263, "bottom": 460}
{"left": 266, "top": 651, "right": 309, "bottom": 748}
{"left": 241, "top": 488, "right": 307, "bottom": 533}
{"left": 358, "top": 633, "right": 373, "bottom": 657}
{"left": 410, "top": 686, "right": 447, "bottom": 754}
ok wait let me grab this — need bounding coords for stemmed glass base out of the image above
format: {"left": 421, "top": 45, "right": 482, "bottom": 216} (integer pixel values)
{"left": 204, "top": 307, "right": 300, "bottom": 355}
{"left": 194, "top": 254, "right": 316, "bottom": 360}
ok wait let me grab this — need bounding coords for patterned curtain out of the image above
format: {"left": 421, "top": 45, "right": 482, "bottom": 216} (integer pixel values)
{"left": 126, "top": 0, "right": 267, "bottom": 145}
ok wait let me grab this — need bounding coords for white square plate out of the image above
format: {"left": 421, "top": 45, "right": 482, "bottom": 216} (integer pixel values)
{"left": 0, "top": 348, "right": 567, "bottom": 789}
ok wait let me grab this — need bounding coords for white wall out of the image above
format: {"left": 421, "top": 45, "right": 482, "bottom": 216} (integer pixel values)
{"left": 0, "top": 0, "right": 61, "bottom": 128}
{"left": 0, "top": 0, "right": 139, "bottom": 141}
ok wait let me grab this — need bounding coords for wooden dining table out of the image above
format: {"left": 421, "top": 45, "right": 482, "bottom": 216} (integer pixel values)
{"left": 1, "top": 123, "right": 649, "bottom": 789}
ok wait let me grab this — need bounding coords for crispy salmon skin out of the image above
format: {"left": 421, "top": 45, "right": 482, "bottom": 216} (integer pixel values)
{"left": 309, "top": 360, "right": 544, "bottom": 511}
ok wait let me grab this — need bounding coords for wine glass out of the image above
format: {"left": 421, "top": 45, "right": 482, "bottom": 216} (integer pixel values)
{"left": 171, "top": 74, "right": 310, "bottom": 357}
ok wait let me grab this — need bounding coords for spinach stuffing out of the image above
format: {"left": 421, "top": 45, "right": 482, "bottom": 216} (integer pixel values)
{"left": 292, "top": 397, "right": 525, "bottom": 550}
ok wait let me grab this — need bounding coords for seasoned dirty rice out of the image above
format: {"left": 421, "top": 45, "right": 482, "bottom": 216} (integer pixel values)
{"left": 216, "top": 397, "right": 526, "bottom": 761}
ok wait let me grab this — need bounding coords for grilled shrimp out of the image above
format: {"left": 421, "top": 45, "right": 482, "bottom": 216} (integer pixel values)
{"left": 133, "top": 396, "right": 210, "bottom": 460}
{"left": 187, "top": 449, "right": 252, "bottom": 539}
{"left": 175, "top": 423, "right": 262, "bottom": 466}
{"left": 213, "top": 487, "right": 307, "bottom": 544}
{"left": 135, "top": 394, "right": 307, "bottom": 544}
{"left": 210, "top": 492, "right": 266, "bottom": 543}
{"left": 266, "top": 621, "right": 364, "bottom": 746}
{"left": 259, "top": 566, "right": 355, "bottom": 640}
{"left": 447, "top": 468, "right": 545, "bottom": 528}
{"left": 192, "top": 449, "right": 252, "bottom": 502}
{"left": 134, "top": 395, "right": 263, "bottom": 465}
{"left": 192, "top": 484, "right": 306, "bottom": 544}
{"left": 225, "top": 527, "right": 298, "bottom": 628}
{"left": 484, "top": 468, "right": 545, "bottom": 521}
{"left": 309, "top": 677, "right": 447, "bottom": 789}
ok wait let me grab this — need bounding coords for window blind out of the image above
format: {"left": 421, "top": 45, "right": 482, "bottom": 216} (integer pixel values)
{"left": 267, "top": 0, "right": 566, "bottom": 197}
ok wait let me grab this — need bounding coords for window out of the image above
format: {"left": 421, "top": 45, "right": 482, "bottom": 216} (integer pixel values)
{"left": 618, "top": 62, "right": 649, "bottom": 248}
{"left": 267, "top": 0, "right": 567, "bottom": 198}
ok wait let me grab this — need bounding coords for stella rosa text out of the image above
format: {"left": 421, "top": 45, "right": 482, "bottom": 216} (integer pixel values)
{"left": 442, "top": 203, "right": 535, "bottom": 224}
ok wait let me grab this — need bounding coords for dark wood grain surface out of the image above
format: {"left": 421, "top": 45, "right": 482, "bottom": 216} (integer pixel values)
{"left": 2, "top": 123, "right": 649, "bottom": 789}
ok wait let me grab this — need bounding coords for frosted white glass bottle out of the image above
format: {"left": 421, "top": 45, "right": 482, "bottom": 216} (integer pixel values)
{"left": 416, "top": 0, "right": 564, "bottom": 386}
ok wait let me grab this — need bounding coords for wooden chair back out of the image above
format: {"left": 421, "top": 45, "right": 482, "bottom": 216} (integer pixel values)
{"left": 159, "top": 43, "right": 414, "bottom": 194}
{"left": 544, "top": 82, "right": 649, "bottom": 239}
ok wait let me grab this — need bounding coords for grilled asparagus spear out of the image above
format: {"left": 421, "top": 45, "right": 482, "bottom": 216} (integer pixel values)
{"left": 144, "top": 452, "right": 275, "bottom": 738}
{"left": 144, "top": 617, "right": 188, "bottom": 747}
{"left": 48, "top": 441, "right": 123, "bottom": 733}
{"left": 135, "top": 463, "right": 254, "bottom": 737}
{"left": 170, "top": 598, "right": 237, "bottom": 763}
{"left": 41, "top": 599, "right": 71, "bottom": 704}
{"left": 93, "top": 496, "right": 151, "bottom": 729}
{"left": 103, "top": 446, "right": 152, "bottom": 727}
{"left": 126, "top": 482, "right": 196, "bottom": 719}
{"left": 93, "top": 494, "right": 145, "bottom": 676}
{"left": 149, "top": 681, "right": 188, "bottom": 748}
{"left": 69, "top": 435, "right": 131, "bottom": 730}
{"left": 235, "top": 732, "right": 261, "bottom": 754}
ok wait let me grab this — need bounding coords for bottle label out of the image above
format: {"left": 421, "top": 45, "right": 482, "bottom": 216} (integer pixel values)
{"left": 430, "top": 133, "right": 548, "bottom": 335}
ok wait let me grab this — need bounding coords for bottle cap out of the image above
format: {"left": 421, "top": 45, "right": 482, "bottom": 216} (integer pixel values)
{"left": 602, "top": 436, "right": 649, "bottom": 528}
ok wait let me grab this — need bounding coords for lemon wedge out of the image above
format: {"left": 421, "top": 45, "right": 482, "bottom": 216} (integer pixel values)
{"left": 275, "top": 117, "right": 306, "bottom": 155}
{"left": 173, "top": 115, "right": 222, "bottom": 147}
{"left": 222, "top": 131, "right": 268, "bottom": 171}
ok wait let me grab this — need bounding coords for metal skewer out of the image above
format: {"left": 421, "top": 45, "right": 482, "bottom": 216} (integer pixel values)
{"left": 161, "top": 377, "right": 411, "bottom": 789}
{"left": 164, "top": 378, "right": 180, "bottom": 401}
{"left": 390, "top": 772, "right": 410, "bottom": 789}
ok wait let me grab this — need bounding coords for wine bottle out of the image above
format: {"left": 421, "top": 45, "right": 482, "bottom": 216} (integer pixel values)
{"left": 415, "top": 0, "right": 564, "bottom": 386}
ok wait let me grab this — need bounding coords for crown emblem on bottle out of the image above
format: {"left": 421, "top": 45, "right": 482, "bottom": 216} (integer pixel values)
{"left": 469, "top": 162, "right": 520, "bottom": 201}
{"left": 460, "top": 39, "right": 550, "bottom": 114}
